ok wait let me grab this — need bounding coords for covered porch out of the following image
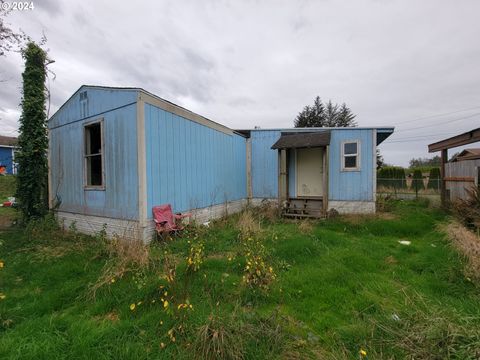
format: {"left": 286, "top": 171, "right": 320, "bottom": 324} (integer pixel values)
{"left": 271, "top": 131, "right": 330, "bottom": 218}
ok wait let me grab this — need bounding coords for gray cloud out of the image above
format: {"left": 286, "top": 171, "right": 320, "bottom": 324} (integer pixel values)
{"left": 1, "top": 0, "right": 480, "bottom": 166}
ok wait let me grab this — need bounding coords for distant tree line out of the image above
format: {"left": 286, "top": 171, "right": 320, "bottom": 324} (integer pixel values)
{"left": 409, "top": 155, "right": 441, "bottom": 169}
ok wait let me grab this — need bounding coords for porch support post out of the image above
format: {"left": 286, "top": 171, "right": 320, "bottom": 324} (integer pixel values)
{"left": 279, "top": 149, "right": 288, "bottom": 203}
{"left": 440, "top": 148, "right": 448, "bottom": 207}
{"left": 323, "top": 146, "right": 329, "bottom": 213}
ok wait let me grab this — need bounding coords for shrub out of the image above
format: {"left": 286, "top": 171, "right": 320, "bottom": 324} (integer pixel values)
{"left": 186, "top": 239, "right": 205, "bottom": 272}
{"left": 255, "top": 200, "right": 280, "bottom": 223}
{"left": 88, "top": 235, "right": 151, "bottom": 298}
{"left": 427, "top": 167, "right": 441, "bottom": 190}
{"left": 195, "top": 314, "right": 245, "bottom": 360}
{"left": 452, "top": 187, "right": 480, "bottom": 232}
{"left": 411, "top": 169, "right": 425, "bottom": 191}
{"left": 377, "top": 166, "right": 406, "bottom": 189}
{"left": 236, "top": 210, "right": 261, "bottom": 240}
{"left": 242, "top": 237, "right": 276, "bottom": 291}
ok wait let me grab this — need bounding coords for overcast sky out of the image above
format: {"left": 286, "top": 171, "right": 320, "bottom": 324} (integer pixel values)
{"left": 1, "top": 0, "right": 479, "bottom": 166}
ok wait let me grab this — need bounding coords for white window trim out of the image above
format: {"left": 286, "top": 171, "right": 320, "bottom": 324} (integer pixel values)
{"left": 83, "top": 118, "right": 105, "bottom": 190}
{"left": 341, "top": 140, "right": 361, "bottom": 171}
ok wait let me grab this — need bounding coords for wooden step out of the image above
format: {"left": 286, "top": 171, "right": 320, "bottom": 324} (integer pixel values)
{"left": 282, "top": 197, "right": 324, "bottom": 219}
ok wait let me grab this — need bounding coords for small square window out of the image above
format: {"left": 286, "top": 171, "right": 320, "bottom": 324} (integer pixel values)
{"left": 342, "top": 141, "right": 360, "bottom": 171}
{"left": 84, "top": 122, "right": 104, "bottom": 187}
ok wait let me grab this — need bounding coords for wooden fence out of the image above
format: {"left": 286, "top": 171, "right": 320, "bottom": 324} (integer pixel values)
{"left": 444, "top": 159, "right": 480, "bottom": 201}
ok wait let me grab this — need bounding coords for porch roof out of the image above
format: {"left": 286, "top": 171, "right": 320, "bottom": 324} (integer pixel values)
{"left": 271, "top": 131, "right": 331, "bottom": 149}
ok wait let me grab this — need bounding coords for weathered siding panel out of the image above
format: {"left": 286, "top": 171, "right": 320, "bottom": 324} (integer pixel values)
{"left": 144, "top": 104, "right": 247, "bottom": 217}
{"left": 445, "top": 159, "right": 480, "bottom": 201}
{"left": 49, "top": 102, "right": 139, "bottom": 219}
{"left": 49, "top": 87, "right": 138, "bottom": 129}
{"left": 328, "top": 129, "right": 374, "bottom": 201}
{"left": 251, "top": 130, "right": 280, "bottom": 198}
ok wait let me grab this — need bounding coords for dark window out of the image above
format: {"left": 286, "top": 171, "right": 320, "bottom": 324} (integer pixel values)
{"left": 85, "top": 122, "right": 103, "bottom": 187}
{"left": 343, "top": 141, "right": 360, "bottom": 170}
{"left": 344, "top": 156, "right": 357, "bottom": 168}
{"left": 344, "top": 142, "right": 357, "bottom": 155}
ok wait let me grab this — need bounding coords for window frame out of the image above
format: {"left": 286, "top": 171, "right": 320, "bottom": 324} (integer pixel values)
{"left": 341, "top": 140, "right": 361, "bottom": 171}
{"left": 83, "top": 118, "right": 105, "bottom": 190}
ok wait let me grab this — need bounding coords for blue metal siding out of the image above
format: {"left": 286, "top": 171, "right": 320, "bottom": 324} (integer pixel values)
{"left": 145, "top": 104, "right": 247, "bottom": 217}
{"left": 0, "top": 147, "right": 14, "bottom": 174}
{"left": 328, "top": 129, "right": 374, "bottom": 201}
{"left": 49, "top": 87, "right": 138, "bottom": 129}
{"left": 251, "top": 130, "right": 281, "bottom": 198}
{"left": 49, "top": 93, "right": 139, "bottom": 219}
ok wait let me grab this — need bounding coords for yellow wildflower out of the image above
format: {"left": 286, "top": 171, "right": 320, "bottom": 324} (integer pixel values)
{"left": 160, "top": 342, "right": 166, "bottom": 349}
{"left": 0, "top": 293, "right": 6, "bottom": 300}
{"left": 0, "top": 261, "right": 4, "bottom": 268}
{"left": 360, "top": 349, "right": 367, "bottom": 357}
{"left": 163, "top": 300, "right": 169, "bottom": 308}
{"left": 130, "top": 303, "right": 136, "bottom": 311}
{"left": 110, "top": 278, "right": 115, "bottom": 283}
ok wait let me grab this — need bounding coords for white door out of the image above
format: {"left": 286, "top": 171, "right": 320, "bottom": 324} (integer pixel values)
{"left": 296, "top": 148, "right": 323, "bottom": 197}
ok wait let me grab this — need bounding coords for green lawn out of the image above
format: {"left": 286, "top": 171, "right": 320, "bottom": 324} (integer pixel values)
{"left": 0, "top": 200, "right": 479, "bottom": 359}
{"left": 0, "top": 175, "right": 17, "bottom": 226}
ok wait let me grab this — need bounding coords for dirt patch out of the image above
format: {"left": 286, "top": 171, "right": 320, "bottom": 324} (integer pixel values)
{"left": 341, "top": 212, "right": 399, "bottom": 225}
{"left": 376, "top": 212, "right": 399, "bottom": 221}
{"left": 297, "top": 220, "right": 314, "bottom": 234}
{"left": 95, "top": 311, "right": 120, "bottom": 323}
{"left": 439, "top": 220, "right": 480, "bottom": 281}
{"left": 0, "top": 211, "right": 15, "bottom": 230}
{"left": 385, "top": 255, "right": 398, "bottom": 265}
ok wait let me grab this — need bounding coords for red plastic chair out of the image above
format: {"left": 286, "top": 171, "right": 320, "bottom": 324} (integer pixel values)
{"left": 152, "top": 204, "right": 191, "bottom": 238}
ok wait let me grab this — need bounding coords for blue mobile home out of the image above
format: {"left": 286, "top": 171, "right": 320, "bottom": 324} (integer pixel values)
{"left": 48, "top": 86, "right": 393, "bottom": 241}
{"left": 0, "top": 136, "right": 17, "bottom": 175}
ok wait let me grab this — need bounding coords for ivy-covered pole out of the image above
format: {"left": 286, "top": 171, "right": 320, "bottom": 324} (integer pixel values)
{"left": 15, "top": 42, "right": 49, "bottom": 220}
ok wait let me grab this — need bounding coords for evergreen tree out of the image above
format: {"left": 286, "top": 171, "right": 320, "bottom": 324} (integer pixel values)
{"left": 411, "top": 169, "right": 425, "bottom": 192}
{"left": 15, "top": 42, "right": 50, "bottom": 220}
{"left": 427, "top": 167, "right": 441, "bottom": 190}
{"left": 294, "top": 96, "right": 357, "bottom": 127}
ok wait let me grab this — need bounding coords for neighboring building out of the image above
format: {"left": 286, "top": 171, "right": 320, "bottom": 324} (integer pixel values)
{"left": 450, "top": 149, "right": 480, "bottom": 162}
{"left": 48, "top": 85, "right": 394, "bottom": 241}
{"left": 0, "top": 135, "right": 17, "bottom": 175}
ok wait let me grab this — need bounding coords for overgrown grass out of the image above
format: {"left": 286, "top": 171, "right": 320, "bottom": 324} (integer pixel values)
{"left": 0, "top": 175, "right": 17, "bottom": 226}
{"left": 0, "top": 200, "right": 479, "bottom": 359}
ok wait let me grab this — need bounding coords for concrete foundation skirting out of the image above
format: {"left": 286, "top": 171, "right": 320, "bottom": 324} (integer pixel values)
{"left": 56, "top": 211, "right": 140, "bottom": 240}
{"left": 58, "top": 199, "right": 251, "bottom": 242}
{"left": 249, "top": 198, "right": 278, "bottom": 207}
{"left": 328, "top": 200, "right": 375, "bottom": 214}
{"left": 143, "top": 198, "right": 249, "bottom": 242}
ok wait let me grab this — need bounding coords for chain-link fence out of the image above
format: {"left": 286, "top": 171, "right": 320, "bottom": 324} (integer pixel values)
{"left": 377, "top": 178, "right": 441, "bottom": 201}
